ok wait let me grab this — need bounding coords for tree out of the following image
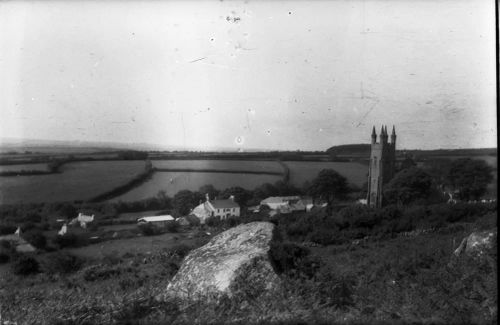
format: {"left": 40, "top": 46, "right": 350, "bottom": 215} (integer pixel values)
{"left": 198, "top": 184, "right": 220, "bottom": 200}
{"left": 173, "top": 190, "right": 199, "bottom": 216}
{"left": 308, "top": 169, "right": 349, "bottom": 212}
{"left": 58, "top": 203, "right": 78, "bottom": 220}
{"left": 274, "top": 180, "right": 302, "bottom": 196}
{"left": 219, "top": 187, "right": 252, "bottom": 206}
{"left": 252, "top": 183, "right": 279, "bottom": 201}
{"left": 383, "top": 167, "right": 441, "bottom": 206}
{"left": 399, "top": 155, "right": 417, "bottom": 171}
{"left": 446, "top": 158, "right": 493, "bottom": 200}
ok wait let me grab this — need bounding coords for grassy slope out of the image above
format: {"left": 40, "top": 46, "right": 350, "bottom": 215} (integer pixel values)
{"left": 0, "top": 213, "right": 496, "bottom": 324}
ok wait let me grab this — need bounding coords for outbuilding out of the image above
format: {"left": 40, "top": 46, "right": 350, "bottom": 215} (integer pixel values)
{"left": 137, "top": 215, "right": 175, "bottom": 227}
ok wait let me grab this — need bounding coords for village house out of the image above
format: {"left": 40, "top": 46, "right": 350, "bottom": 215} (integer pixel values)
{"left": 192, "top": 194, "right": 240, "bottom": 224}
{"left": 69, "top": 212, "right": 94, "bottom": 228}
{"left": 137, "top": 215, "right": 175, "bottom": 227}
{"left": 260, "top": 196, "right": 314, "bottom": 213}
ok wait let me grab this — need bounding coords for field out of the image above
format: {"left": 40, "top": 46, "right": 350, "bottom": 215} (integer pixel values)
{"left": 0, "top": 155, "right": 495, "bottom": 205}
{"left": 152, "top": 159, "right": 283, "bottom": 173}
{"left": 0, "top": 161, "right": 145, "bottom": 204}
{"left": 285, "top": 161, "right": 368, "bottom": 188}
{"left": 0, "top": 163, "right": 49, "bottom": 172}
{"left": 65, "top": 230, "right": 202, "bottom": 260}
{"left": 110, "top": 171, "right": 283, "bottom": 202}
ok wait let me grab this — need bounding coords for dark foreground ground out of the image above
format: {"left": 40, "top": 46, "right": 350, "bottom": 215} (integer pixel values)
{"left": 0, "top": 211, "right": 497, "bottom": 325}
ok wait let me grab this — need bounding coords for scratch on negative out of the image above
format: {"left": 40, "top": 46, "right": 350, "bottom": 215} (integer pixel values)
{"left": 356, "top": 102, "right": 378, "bottom": 127}
{"left": 189, "top": 57, "right": 206, "bottom": 63}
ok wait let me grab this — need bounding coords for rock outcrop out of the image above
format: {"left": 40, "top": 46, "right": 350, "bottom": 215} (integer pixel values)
{"left": 162, "top": 222, "right": 280, "bottom": 302}
{"left": 454, "top": 229, "right": 497, "bottom": 258}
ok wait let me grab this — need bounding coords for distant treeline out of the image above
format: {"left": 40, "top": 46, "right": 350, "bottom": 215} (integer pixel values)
{"left": 0, "top": 147, "right": 496, "bottom": 168}
{"left": 326, "top": 144, "right": 497, "bottom": 159}
{"left": 0, "top": 159, "right": 67, "bottom": 177}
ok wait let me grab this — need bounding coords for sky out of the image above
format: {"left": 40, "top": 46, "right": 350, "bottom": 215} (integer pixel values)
{"left": 0, "top": 0, "right": 496, "bottom": 151}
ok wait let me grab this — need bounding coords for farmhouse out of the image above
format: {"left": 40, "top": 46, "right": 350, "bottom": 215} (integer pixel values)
{"left": 260, "top": 196, "right": 313, "bottom": 213}
{"left": 192, "top": 194, "right": 240, "bottom": 224}
{"left": 69, "top": 212, "right": 94, "bottom": 228}
{"left": 137, "top": 215, "right": 175, "bottom": 227}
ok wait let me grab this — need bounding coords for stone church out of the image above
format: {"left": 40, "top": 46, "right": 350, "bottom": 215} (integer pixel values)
{"left": 367, "top": 125, "right": 396, "bottom": 208}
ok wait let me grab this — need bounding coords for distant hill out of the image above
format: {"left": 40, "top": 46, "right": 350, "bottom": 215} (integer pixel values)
{"left": 326, "top": 144, "right": 497, "bottom": 159}
{"left": 326, "top": 144, "right": 371, "bottom": 157}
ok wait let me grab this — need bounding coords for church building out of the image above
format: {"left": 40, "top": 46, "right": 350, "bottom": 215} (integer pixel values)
{"left": 367, "top": 125, "right": 397, "bottom": 208}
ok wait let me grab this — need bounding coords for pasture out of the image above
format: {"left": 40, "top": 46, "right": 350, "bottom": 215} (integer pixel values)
{"left": 152, "top": 159, "right": 283, "bottom": 173}
{"left": 66, "top": 231, "right": 200, "bottom": 260}
{"left": 110, "top": 171, "right": 283, "bottom": 202}
{"left": 285, "top": 161, "right": 368, "bottom": 188}
{"left": 0, "top": 163, "right": 49, "bottom": 173}
{"left": 0, "top": 161, "right": 145, "bottom": 205}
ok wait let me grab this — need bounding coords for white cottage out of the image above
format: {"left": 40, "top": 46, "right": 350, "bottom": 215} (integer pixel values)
{"left": 260, "top": 196, "right": 313, "bottom": 212}
{"left": 192, "top": 194, "right": 240, "bottom": 224}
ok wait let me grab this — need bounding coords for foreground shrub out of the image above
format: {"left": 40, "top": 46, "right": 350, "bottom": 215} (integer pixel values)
{"left": 165, "top": 221, "right": 179, "bottom": 233}
{"left": 53, "top": 233, "right": 88, "bottom": 248}
{"left": 42, "top": 252, "right": 85, "bottom": 274}
{"left": 164, "top": 243, "right": 193, "bottom": 259}
{"left": 268, "top": 241, "right": 319, "bottom": 278}
{"left": 23, "top": 230, "right": 47, "bottom": 249}
{"left": 11, "top": 255, "right": 40, "bottom": 275}
{"left": 138, "top": 223, "right": 162, "bottom": 236}
{"left": 205, "top": 216, "right": 222, "bottom": 228}
{"left": 0, "top": 251, "right": 10, "bottom": 264}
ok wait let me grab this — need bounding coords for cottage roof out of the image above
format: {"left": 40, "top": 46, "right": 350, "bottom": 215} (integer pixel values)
{"left": 261, "top": 196, "right": 301, "bottom": 204}
{"left": 137, "top": 215, "right": 174, "bottom": 223}
{"left": 209, "top": 199, "right": 239, "bottom": 209}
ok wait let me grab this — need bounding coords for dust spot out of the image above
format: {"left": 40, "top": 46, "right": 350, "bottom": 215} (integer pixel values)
{"left": 226, "top": 14, "right": 241, "bottom": 23}
{"left": 235, "top": 136, "right": 244, "bottom": 145}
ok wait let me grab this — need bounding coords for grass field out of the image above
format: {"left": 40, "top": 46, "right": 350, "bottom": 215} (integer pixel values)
{"left": 285, "top": 161, "right": 368, "bottom": 188}
{"left": 65, "top": 231, "right": 204, "bottom": 259}
{"left": 0, "top": 161, "right": 146, "bottom": 204}
{"left": 152, "top": 159, "right": 283, "bottom": 173}
{"left": 110, "top": 171, "right": 282, "bottom": 202}
{"left": 0, "top": 163, "right": 49, "bottom": 173}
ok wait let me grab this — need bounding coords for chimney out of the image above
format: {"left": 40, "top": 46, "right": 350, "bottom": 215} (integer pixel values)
{"left": 229, "top": 195, "right": 235, "bottom": 202}
{"left": 205, "top": 193, "right": 210, "bottom": 202}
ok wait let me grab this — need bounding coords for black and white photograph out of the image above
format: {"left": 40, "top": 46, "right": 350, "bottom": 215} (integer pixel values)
{"left": 0, "top": 0, "right": 497, "bottom": 324}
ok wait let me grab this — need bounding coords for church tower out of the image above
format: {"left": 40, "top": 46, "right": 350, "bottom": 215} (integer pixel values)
{"left": 367, "top": 125, "right": 396, "bottom": 208}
